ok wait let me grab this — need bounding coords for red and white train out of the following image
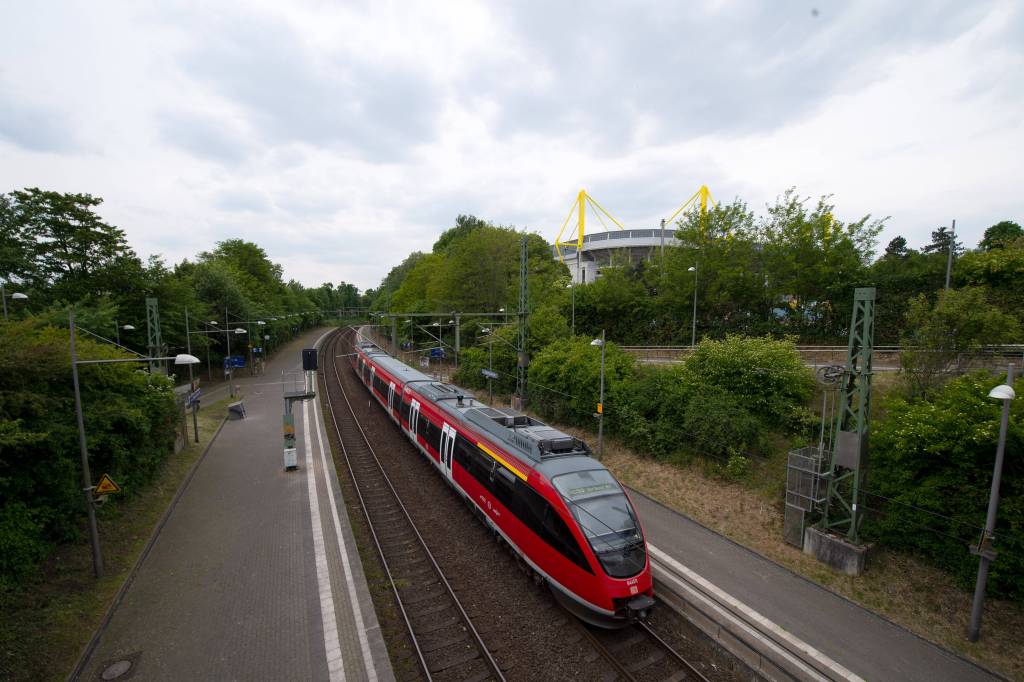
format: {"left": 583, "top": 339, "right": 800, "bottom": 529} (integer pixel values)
{"left": 350, "top": 332, "right": 654, "bottom": 627}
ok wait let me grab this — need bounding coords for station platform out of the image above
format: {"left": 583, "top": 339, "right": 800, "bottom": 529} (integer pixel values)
{"left": 632, "top": 490, "right": 1000, "bottom": 682}
{"left": 75, "top": 329, "right": 393, "bottom": 682}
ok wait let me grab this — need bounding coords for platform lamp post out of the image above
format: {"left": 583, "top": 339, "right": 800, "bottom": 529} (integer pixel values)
{"left": 69, "top": 309, "right": 200, "bottom": 578}
{"left": 115, "top": 322, "right": 135, "bottom": 347}
{"left": 591, "top": 330, "right": 606, "bottom": 459}
{"left": 968, "top": 365, "right": 1016, "bottom": 642}
{"left": 1, "top": 283, "right": 28, "bottom": 320}
{"left": 688, "top": 265, "right": 698, "bottom": 347}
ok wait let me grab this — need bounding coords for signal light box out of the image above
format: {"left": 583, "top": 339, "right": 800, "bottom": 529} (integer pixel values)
{"left": 302, "top": 348, "right": 317, "bottom": 371}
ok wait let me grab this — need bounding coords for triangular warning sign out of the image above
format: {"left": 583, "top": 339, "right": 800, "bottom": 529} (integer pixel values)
{"left": 95, "top": 473, "right": 121, "bottom": 495}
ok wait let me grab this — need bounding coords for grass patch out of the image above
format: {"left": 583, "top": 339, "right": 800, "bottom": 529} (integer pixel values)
{"left": 0, "top": 398, "right": 231, "bottom": 682}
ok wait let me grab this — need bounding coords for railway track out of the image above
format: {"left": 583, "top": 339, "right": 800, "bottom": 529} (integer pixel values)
{"left": 575, "top": 617, "right": 713, "bottom": 682}
{"left": 321, "top": 328, "right": 506, "bottom": 682}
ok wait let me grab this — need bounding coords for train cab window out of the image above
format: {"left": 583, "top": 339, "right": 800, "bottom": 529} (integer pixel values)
{"left": 553, "top": 470, "right": 645, "bottom": 578}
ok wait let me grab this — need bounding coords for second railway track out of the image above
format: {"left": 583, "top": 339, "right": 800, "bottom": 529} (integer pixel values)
{"left": 321, "top": 328, "right": 505, "bottom": 682}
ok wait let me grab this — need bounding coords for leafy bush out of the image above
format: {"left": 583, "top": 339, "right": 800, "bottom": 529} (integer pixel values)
{"left": 864, "top": 371, "right": 1024, "bottom": 599}
{"left": 725, "top": 454, "right": 751, "bottom": 480}
{"left": 527, "top": 338, "right": 635, "bottom": 427}
{"left": 0, "top": 503, "right": 49, "bottom": 590}
{"left": 681, "top": 335, "right": 814, "bottom": 427}
{"left": 899, "top": 287, "right": 1021, "bottom": 399}
{"left": 681, "top": 386, "right": 761, "bottom": 459}
{"left": 0, "top": 319, "right": 178, "bottom": 587}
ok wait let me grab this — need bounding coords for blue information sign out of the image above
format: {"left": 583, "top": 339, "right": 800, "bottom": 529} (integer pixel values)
{"left": 223, "top": 355, "right": 246, "bottom": 369}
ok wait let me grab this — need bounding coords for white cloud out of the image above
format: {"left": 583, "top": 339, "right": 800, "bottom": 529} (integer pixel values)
{"left": 0, "top": 0, "right": 1020, "bottom": 291}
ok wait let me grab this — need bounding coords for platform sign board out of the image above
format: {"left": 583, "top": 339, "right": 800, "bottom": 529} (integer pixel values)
{"left": 253, "top": 347, "right": 263, "bottom": 354}
{"left": 481, "top": 369, "right": 499, "bottom": 380}
{"left": 94, "top": 473, "right": 121, "bottom": 496}
{"left": 186, "top": 388, "right": 202, "bottom": 408}
{"left": 223, "top": 355, "right": 246, "bottom": 369}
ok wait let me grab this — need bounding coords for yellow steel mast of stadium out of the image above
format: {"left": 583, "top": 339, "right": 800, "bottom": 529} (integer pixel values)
{"left": 662, "top": 184, "right": 718, "bottom": 238}
{"left": 554, "top": 189, "right": 627, "bottom": 263}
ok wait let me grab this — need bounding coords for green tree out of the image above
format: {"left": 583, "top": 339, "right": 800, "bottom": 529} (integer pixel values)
{"left": 432, "top": 214, "right": 491, "bottom": 254}
{"left": 922, "top": 225, "right": 964, "bottom": 256}
{"left": 900, "top": 287, "right": 1021, "bottom": 399}
{"left": 884, "top": 236, "right": 908, "bottom": 258}
{"left": 6, "top": 188, "right": 145, "bottom": 304}
{"left": 866, "top": 372, "right": 1024, "bottom": 598}
{"left": 978, "top": 220, "right": 1022, "bottom": 251}
{"left": 756, "top": 189, "right": 883, "bottom": 340}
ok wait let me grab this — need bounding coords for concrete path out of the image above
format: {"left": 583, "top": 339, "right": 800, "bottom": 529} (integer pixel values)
{"left": 76, "top": 328, "right": 393, "bottom": 682}
{"left": 633, "top": 490, "right": 1000, "bottom": 682}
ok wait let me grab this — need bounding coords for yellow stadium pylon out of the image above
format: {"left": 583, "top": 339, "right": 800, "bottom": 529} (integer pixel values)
{"left": 554, "top": 189, "right": 626, "bottom": 263}
{"left": 663, "top": 185, "right": 718, "bottom": 239}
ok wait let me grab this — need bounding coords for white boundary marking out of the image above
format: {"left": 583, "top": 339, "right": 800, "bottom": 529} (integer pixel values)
{"left": 648, "top": 544, "right": 865, "bottom": 682}
{"left": 312, "top": 384, "right": 379, "bottom": 682}
{"left": 303, "top": 400, "right": 346, "bottom": 682}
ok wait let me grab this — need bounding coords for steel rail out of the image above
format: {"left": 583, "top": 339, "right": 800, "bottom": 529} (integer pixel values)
{"left": 637, "top": 620, "right": 712, "bottom": 682}
{"left": 570, "top": 610, "right": 711, "bottom": 682}
{"left": 322, "top": 327, "right": 506, "bottom": 682}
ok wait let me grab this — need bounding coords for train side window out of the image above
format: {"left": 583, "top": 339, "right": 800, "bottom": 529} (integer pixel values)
{"left": 417, "top": 413, "right": 428, "bottom": 439}
{"left": 543, "top": 505, "right": 591, "bottom": 572}
{"left": 492, "top": 467, "right": 522, "bottom": 517}
{"left": 454, "top": 434, "right": 472, "bottom": 468}
{"left": 400, "top": 399, "right": 410, "bottom": 423}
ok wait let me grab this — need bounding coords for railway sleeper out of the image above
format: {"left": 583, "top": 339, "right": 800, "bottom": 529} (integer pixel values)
{"left": 400, "top": 584, "right": 447, "bottom": 604}
{"left": 427, "top": 647, "right": 483, "bottom": 673}
{"left": 419, "top": 631, "right": 471, "bottom": 654}
{"left": 411, "top": 614, "right": 460, "bottom": 634}
{"left": 624, "top": 650, "right": 665, "bottom": 673}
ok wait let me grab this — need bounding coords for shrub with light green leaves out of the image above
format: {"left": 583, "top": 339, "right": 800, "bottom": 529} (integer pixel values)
{"left": 681, "top": 334, "right": 814, "bottom": 427}
{"left": 865, "top": 371, "right": 1024, "bottom": 599}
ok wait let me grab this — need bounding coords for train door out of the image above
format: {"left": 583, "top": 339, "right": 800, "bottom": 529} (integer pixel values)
{"left": 440, "top": 423, "right": 456, "bottom": 482}
{"left": 388, "top": 382, "right": 396, "bottom": 417}
{"left": 409, "top": 399, "right": 421, "bottom": 439}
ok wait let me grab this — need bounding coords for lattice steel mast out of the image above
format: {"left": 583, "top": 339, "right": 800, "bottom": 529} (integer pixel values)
{"left": 822, "top": 287, "right": 876, "bottom": 543}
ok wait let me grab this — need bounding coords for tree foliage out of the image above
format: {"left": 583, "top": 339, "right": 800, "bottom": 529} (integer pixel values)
{"left": 866, "top": 372, "right": 1024, "bottom": 599}
{"left": 900, "top": 287, "right": 1021, "bottom": 399}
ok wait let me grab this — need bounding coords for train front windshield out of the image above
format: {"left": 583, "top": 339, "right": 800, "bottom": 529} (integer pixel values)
{"left": 553, "top": 470, "right": 646, "bottom": 578}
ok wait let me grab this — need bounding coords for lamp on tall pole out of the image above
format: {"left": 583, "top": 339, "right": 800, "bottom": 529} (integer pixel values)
{"left": 968, "top": 364, "right": 1016, "bottom": 642}
{"left": 115, "top": 322, "right": 135, "bottom": 347}
{"left": 69, "top": 310, "right": 200, "bottom": 577}
{"left": 591, "top": 330, "right": 606, "bottom": 459}
{"left": 688, "top": 265, "right": 698, "bottom": 347}
{"left": 1, "top": 282, "right": 28, "bottom": 320}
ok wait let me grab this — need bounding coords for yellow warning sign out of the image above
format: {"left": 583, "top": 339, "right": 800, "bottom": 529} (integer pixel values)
{"left": 596, "top": 403, "right": 603, "bottom": 414}
{"left": 94, "top": 474, "right": 122, "bottom": 495}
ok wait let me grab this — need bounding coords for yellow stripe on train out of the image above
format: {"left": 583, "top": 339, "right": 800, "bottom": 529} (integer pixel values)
{"left": 477, "top": 442, "right": 528, "bottom": 481}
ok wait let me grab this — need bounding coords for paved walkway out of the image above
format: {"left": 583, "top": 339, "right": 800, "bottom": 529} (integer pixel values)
{"left": 633, "top": 490, "right": 1000, "bottom": 682}
{"left": 77, "top": 329, "right": 393, "bottom": 682}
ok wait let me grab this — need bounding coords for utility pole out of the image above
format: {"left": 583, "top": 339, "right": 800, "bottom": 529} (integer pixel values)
{"left": 515, "top": 236, "right": 529, "bottom": 409}
{"left": 69, "top": 311, "right": 104, "bottom": 578}
{"left": 945, "top": 219, "right": 956, "bottom": 290}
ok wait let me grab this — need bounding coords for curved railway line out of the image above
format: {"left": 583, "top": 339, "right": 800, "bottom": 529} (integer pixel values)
{"left": 321, "top": 328, "right": 505, "bottom": 682}
{"left": 321, "top": 326, "right": 747, "bottom": 682}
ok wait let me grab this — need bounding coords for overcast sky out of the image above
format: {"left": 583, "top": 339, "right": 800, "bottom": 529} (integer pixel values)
{"left": 1, "top": 1, "right": 1021, "bottom": 291}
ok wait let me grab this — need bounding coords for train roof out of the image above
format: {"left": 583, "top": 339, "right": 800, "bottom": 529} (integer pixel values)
{"left": 364, "top": 350, "right": 434, "bottom": 384}
{"left": 357, "top": 336, "right": 600, "bottom": 474}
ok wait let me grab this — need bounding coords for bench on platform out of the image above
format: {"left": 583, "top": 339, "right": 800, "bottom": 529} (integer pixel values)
{"left": 227, "top": 400, "right": 246, "bottom": 419}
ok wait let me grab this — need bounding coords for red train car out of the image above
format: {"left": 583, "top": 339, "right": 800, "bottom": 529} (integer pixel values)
{"left": 351, "top": 334, "right": 654, "bottom": 627}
